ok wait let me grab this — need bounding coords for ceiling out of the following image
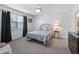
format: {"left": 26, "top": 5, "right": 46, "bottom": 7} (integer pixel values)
{"left": 3, "top": 4, "right": 77, "bottom": 15}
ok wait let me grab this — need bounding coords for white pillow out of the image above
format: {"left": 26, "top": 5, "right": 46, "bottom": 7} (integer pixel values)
{"left": 43, "top": 27, "right": 46, "bottom": 30}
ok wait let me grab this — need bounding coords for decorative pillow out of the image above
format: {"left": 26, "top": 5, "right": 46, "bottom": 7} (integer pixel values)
{"left": 43, "top": 27, "right": 46, "bottom": 30}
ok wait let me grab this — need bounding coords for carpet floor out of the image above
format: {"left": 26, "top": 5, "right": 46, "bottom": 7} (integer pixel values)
{"left": 10, "top": 37, "right": 71, "bottom": 54}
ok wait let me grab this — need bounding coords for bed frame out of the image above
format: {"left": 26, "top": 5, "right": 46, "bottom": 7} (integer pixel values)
{"left": 27, "top": 23, "right": 52, "bottom": 46}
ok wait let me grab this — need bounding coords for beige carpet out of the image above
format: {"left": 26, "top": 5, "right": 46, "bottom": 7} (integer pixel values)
{"left": 10, "top": 37, "right": 71, "bottom": 54}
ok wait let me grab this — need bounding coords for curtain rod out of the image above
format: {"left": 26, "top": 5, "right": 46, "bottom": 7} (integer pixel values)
{"left": 0, "top": 8, "right": 34, "bottom": 17}
{"left": 0, "top": 9, "right": 23, "bottom": 16}
{"left": 0, "top": 9, "right": 28, "bottom": 16}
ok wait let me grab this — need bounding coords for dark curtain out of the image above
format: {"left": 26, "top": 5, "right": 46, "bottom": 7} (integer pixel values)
{"left": 1, "top": 10, "right": 6, "bottom": 42}
{"left": 1, "top": 10, "right": 12, "bottom": 43}
{"left": 23, "top": 16, "right": 27, "bottom": 37}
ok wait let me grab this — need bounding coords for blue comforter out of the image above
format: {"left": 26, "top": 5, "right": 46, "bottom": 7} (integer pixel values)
{"left": 26, "top": 30, "right": 51, "bottom": 43}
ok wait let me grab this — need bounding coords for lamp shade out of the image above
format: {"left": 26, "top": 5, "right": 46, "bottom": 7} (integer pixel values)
{"left": 53, "top": 24, "right": 61, "bottom": 31}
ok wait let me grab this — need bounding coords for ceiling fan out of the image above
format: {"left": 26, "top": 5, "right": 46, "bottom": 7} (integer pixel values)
{"left": 35, "top": 4, "right": 41, "bottom": 13}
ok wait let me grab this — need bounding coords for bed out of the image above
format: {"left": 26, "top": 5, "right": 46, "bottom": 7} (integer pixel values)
{"left": 26, "top": 24, "right": 53, "bottom": 45}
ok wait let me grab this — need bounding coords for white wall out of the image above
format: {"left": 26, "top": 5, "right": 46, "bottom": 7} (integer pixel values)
{"left": 33, "top": 11, "right": 72, "bottom": 38}
{"left": 70, "top": 5, "right": 79, "bottom": 32}
{"left": 0, "top": 5, "right": 34, "bottom": 41}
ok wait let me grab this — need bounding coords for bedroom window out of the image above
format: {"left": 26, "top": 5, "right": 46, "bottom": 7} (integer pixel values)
{"left": 11, "top": 14, "right": 23, "bottom": 30}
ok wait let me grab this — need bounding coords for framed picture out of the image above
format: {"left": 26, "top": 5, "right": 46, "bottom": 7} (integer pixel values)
{"left": 28, "top": 18, "right": 32, "bottom": 23}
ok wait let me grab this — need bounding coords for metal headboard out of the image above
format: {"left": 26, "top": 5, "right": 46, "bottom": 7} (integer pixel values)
{"left": 39, "top": 24, "right": 52, "bottom": 31}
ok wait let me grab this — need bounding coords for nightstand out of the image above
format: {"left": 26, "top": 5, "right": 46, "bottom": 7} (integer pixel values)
{"left": 54, "top": 30, "right": 60, "bottom": 38}
{"left": 53, "top": 24, "right": 61, "bottom": 39}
